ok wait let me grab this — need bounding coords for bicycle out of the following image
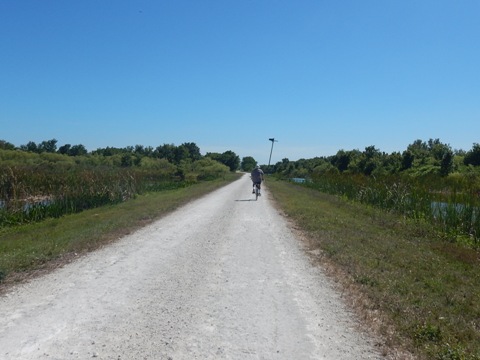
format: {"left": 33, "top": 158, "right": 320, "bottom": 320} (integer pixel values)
{"left": 253, "top": 182, "right": 261, "bottom": 200}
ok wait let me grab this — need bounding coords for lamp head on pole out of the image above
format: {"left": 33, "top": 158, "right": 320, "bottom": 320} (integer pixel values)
{"left": 267, "top": 138, "right": 278, "bottom": 171}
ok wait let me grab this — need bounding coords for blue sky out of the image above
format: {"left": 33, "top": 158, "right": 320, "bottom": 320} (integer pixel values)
{"left": 1, "top": 1, "right": 479, "bottom": 165}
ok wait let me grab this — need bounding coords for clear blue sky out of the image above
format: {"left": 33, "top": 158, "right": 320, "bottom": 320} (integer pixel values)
{"left": 1, "top": 1, "right": 479, "bottom": 165}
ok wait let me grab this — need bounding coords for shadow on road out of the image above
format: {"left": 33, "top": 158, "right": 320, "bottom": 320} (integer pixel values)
{"left": 235, "top": 199, "right": 257, "bottom": 202}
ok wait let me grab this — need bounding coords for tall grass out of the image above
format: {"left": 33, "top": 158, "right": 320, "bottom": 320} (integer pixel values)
{"left": 0, "top": 165, "right": 189, "bottom": 226}
{"left": 308, "top": 172, "right": 480, "bottom": 246}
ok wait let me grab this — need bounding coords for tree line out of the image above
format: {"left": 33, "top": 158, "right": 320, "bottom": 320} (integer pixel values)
{"left": 8, "top": 137, "right": 479, "bottom": 178}
{"left": 271, "top": 139, "right": 480, "bottom": 178}
{"left": 0, "top": 139, "right": 254, "bottom": 172}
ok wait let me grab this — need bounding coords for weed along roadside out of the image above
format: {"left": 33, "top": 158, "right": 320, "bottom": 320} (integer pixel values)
{"left": 267, "top": 179, "right": 480, "bottom": 360}
{"left": 0, "top": 174, "right": 241, "bottom": 291}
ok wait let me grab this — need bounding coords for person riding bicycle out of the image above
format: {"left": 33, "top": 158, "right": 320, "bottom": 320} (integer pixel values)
{"left": 251, "top": 165, "right": 265, "bottom": 195}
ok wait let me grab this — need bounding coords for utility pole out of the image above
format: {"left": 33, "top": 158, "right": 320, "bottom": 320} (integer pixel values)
{"left": 267, "top": 138, "right": 278, "bottom": 173}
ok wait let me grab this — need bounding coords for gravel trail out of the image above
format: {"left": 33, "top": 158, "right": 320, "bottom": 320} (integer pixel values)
{"left": 0, "top": 175, "right": 383, "bottom": 359}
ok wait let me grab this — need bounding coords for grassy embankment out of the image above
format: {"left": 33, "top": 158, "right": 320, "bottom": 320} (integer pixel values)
{"left": 267, "top": 179, "right": 480, "bottom": 360}
{"left": 0, "top": 173, "right": 241, "bottom": 290}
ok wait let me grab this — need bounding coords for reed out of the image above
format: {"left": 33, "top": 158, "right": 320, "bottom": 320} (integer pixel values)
{"left": 308, "top": 172, "right": 480, "bottom": 245}
{"left": 0, "top": 165, "right": 184, "bottom": 227}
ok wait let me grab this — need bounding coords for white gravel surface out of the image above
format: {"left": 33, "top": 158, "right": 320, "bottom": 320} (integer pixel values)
{"left": 0, "top": 175, "right": 384, "bottom": 359}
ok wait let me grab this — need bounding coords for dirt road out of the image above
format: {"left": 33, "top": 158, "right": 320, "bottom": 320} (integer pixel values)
{"left": 0, "top": 175, "right": 383, "bottom": 359}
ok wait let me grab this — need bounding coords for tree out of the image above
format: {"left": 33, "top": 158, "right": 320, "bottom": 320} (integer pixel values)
{"left": 440, "top": 150, "right": 454, "bottom": 176}
{"left": 58, "top": 143, "right": 88, "bottom": 156}
{"left": 120, "top": 154, "right": 133, "bottom": 167}
{"left": 38, "top": 139, "right": 58, "bottom": 153}
{"left": 401, "top": 150, "right": 414, "bottom": 170}
{"left": 205, "top": 152, "right": 221, "bottom": 162}
{"left": 344, "top": 149, "right": 363, "bottom": 173}
{"left": 154, "top": 144, "right": 176, "bottom": 163}
{"left": 21, "top": 141, "right": 39, "bottom": 153}
{"left": 454, "top": 149, "right": 466, "bottom": 156}
{"left": 359, "top": 146, "right": 381, "bottom": 175}
{"left": 332, "top": 150, "right": 351, "bottom": 172}
{"left": 206, "top": 151, "right": 240, "bottom": 171}
{"left": 464, "top": 143, "right": 480, "bottom": 166}
{"left": 69, "top": 144, "right": 88, "bottom": 156}
{"left": 174, "top": 145, "right": 191, "bottom": 164}
{"left": 0, "top": 140, "right": 15, "bottom": 150}
{"left": 134, "top": 144, "right": 145, "bottom": 155}
{"left": 144, "top": 146, "right": 154, "bottom": 157}
{"left": 181, "top": 142, "right": 201, "bottom": 161}
{"left": 407, "top": 139, "right": 429, "bottom": 165}
{"left": 58, "top": 144, "right": 72, "bottom": 155}
{"left": 241, "top": 156, "right": 257, "bottom": 172}
{"left": 381, "top": 151, "right": 402, "bottom": 174}
{"left": 272, "top": 158, "right": 291, "bottom": 174}
{"left": 220, "top": 151, "right": 240, "bottom": 171}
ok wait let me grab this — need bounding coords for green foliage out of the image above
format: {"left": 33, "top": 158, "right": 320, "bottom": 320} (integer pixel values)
{"left": 413, "top": 323, "right": 442, "bottom": 345}
{"left": 0, "top": 139, "right": 234, "bottom": 227}
{"left": 206, "top": 150, "right": 240, "bottom": 171}
{"left": 58, "top": 144, "right": 88, "bottom": 156}
{"left": 18, "top": 139, "right": 58, "bottom": 153}
{"left": 307, "top": 170, "right": 480, "bottom": 244}
{"left": 92, "top": 146, "right": 126, "bottom": 157}
{"left": 440, "top": 150, "right": 454, "bottom": 177}
{"left": 312, "top": 161, "right": 339, "bottom": 176}
{"left": 152, "top": 142, "right": 201, "bottom": 164}
{"left": 273, "top": 138, "right": 470, "bottom": 178}
{"left": 180, "top": 142, "right": 202, "bottom": 161}
{"left": 332, "top": 150, "right": 351, "bottom": 172}
{"left": 0, "top": 165, "right": 139, "bottom": 225}
{"left": 402, "top": 150, "right": 415, "bottom": 170}
{"left": 273, "top": 157, "right": 327, "bottom": 178}
{"left": 0, "top": 140, "right": 15, "bottom": 150}
{"left": 182, "top": 158, "right": 230, "bottom": 181}
{"left": 20, "top": 141, "right": 39, "bottom": 153}
{"left": 139, "top": 157, "right": 176, "bottom": 173}
{"left": 120, "top": 153, "right": 134, "bottom": 167}
{"left": 38, "top": 139, "right": 58, "bottom": 153}
{"left": 269, "top": 139, "right": 480, "bottom": 245}
{"left": 241, "top": 156, "right": 257, "bottom": 171}
{"left": 464, "top": 143, "right": 480, "bottom": 166}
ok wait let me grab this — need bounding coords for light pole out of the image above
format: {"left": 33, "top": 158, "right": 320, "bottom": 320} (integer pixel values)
{"left": 267, "top": 138, "right": 278, "bottom": 173}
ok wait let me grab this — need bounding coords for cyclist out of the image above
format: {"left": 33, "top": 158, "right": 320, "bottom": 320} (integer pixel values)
{"left": 251, "top": 165, "right": 265, "bottom": 195}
